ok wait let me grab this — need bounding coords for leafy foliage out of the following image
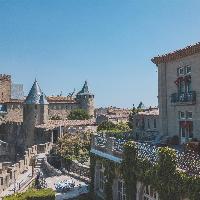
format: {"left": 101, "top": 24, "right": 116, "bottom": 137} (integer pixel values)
{"left": 128, "top": 104, "right": 143, "bottom": 130}
{"left": 97, "top": 121, "right": 130, "bottom": 133}
{"left": 68, "top": 109, "right": 90, "bottom": 120}
{"left": 121, "top": 141, "right": 137, "bottom": 200}
{"left": 89, "top": 153, "right": 96, "bottom": 193}
{"left": 90, "top": 154, "right": 116, "bottom": 200}
{"left": 56, "top": 132, "right": 91, "bottom": 164}
{"left": 3, "top": 189, "right": 55, "bottom": 200}
{"left": 49, "top": 115, "right": 62, "bottom": 120}
{"left": 103, "top": 159, "right": 115, "bottom": 200}
{"left": 91, "top": 143, "right": 200, "bottom": 200}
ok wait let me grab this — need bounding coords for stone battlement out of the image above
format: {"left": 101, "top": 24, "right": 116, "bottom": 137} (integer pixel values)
{"left": 0, "top": 74, "right": 11, "bottom": 81}
{"left": 0, "top": 142, "right": 53, "bottom": 194}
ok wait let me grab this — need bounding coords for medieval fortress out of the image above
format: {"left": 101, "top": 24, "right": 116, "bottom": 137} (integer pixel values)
{"left": 0, "top": 75, "right": 95, "bottom": 161}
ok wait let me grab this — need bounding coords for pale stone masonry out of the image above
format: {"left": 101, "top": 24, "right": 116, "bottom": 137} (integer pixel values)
{"left": 0, "top": 142, "right": 52, "bottom": 194}
{"left": 152, "top": 42, "right": 200, "bottom": 143}
{"left": 132, "top": 107, "right": 159, "bottom": 140}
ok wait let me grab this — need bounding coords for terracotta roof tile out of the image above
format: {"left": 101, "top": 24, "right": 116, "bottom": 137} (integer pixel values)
{"left": 47, "top": 96, "right": 77, "bottom": 103}
{"left": 152, "top": 42, "right": 200, "bottom": 65}
{"left": 36, "top": 119, "right": 96, "bottom": 130}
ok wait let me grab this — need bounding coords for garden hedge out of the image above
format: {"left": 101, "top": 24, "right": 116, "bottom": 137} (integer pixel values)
{"left": 3, "top": 188, "right": 55, "bottom": 200}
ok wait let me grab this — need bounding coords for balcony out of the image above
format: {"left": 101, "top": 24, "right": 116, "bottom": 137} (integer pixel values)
{"left": 171, "top": 91, "right": 196, "bottom": 104}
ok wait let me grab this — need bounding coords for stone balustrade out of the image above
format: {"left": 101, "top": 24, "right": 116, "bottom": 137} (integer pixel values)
{"left": 91, "top": 133, "right": 200, "bottom": 176}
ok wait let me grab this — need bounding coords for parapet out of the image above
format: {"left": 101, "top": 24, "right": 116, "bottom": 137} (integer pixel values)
{"left": 0, "top": 74, "right": 11, "bottom": 81}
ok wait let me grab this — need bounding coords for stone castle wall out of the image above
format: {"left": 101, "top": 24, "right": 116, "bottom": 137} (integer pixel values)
{"left": 77, "top": 95, "right": 95, "bottom": 117}
{"left": 48, "top": 103, "right": 79, "bottom": 119}
{"left": 1, "top": 100, "right": 93, "bottom": 122}
{"left": 5, "top": 103, "right": 23, "bottom": 122}
{"left": 0, "top": 122, "right": 24, "bottom": 160}
{"left": 0, "top": 142, "right": 52, "bottom": 194}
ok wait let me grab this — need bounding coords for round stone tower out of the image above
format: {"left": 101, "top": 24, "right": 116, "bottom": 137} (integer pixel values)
{"left": 23, "top": 79, "right": 48, "bottom": 147}
{"left": 76, "top": 81, "right": 94, "bottom": 117}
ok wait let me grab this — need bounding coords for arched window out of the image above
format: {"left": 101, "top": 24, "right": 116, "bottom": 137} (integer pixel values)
{"left": 143, "top": 185, "right": 159, "bottom": 200}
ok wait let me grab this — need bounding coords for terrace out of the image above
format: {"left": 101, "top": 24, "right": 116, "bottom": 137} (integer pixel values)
{"left": 91, "top": 133, "right": 200, "bottom": 176}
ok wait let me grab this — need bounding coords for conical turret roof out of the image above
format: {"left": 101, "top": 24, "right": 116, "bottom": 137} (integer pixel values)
{"left": 39, "top": 93, "right": 48, "bottom": 104}
{"left": 25, "top": 79, "right": 48, "bottom": 104}
{"left": 77, "top": 81, "right": 93, "bottom": 96}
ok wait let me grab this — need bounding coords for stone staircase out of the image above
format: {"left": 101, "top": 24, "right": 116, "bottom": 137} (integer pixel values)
{"left": 35, "top": 156, "right": 44, "bottom": 172}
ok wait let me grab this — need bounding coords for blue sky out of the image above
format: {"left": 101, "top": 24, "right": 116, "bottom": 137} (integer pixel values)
{"left": 1, "top": 0, "right": 200, "bottom": 108}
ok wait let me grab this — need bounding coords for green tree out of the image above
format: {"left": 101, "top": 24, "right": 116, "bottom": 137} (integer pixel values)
{"left": 116, "top": 122, "right": 130, "bottom": 131}
{"left": 68, "top": 109, "right": 90, "bottom": 120}
{"left": 128, "top": 104, "right": 138, "bottom": 129}
{"left": 50, "top": 115, "right": 62, "bottom": 120}
{"left": 56, "top": 132, "right": 91, "bottom": 167}
{"left": 97, "top": 121, "right": 116, "bottom": 132}
{"left": 97, "top": 121, "right": 130, "bottom": 133}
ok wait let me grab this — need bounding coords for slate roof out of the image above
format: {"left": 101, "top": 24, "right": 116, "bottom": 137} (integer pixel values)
{"left": 25, "top": 80, "right": 48, "bottom": 105}
{"left": 77, "top": 81, "right": 93, "bottom": 96}
{"left": 39, "top": 93, "right": 49, "bottom": 104}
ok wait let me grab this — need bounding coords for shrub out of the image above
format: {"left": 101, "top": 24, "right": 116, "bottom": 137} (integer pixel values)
{"left": 50, "top": 115, "right": 62, "bottom": 120}
{"left": 25, "top": 188, "right": 55, "bottom": 200}
{"left": 97, "top": 121, "right": 130, "bottom": 133}
{"left": 3, "top": 189, "right": 55, "bottom": 200}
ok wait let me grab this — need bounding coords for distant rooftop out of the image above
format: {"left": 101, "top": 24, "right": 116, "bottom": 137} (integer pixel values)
{"left": 138, "top": 107, "right": 159, "bottom": 116}
{"left": 47, "top": 96, "right": 76, "bottom": 104}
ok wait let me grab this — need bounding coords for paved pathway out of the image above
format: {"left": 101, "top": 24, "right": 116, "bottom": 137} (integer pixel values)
{"left": 45, "top": 175, "right": 88, "bottom": 200}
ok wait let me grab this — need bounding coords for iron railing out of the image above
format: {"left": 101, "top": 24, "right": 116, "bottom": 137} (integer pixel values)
{"left": 171, "top": 91, "right": 196, "bottom": 104}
